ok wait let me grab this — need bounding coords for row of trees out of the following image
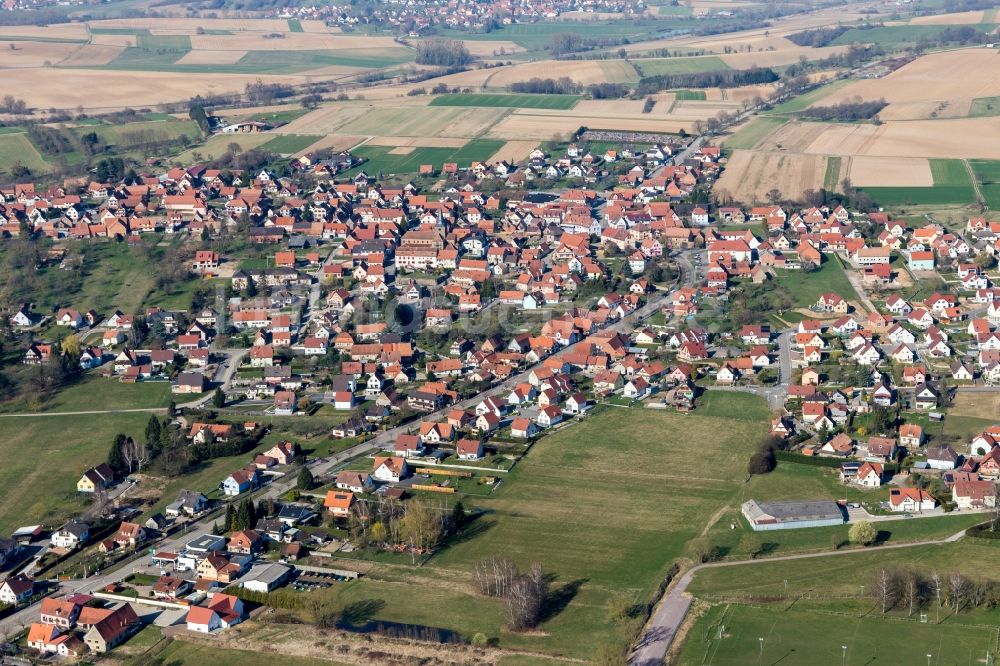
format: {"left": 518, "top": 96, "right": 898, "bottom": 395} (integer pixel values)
{"left": 637, "top": 67, "right": 779, "bottom": 95}
{"left": 473, "top": 556, "right": 549, "bottom": 631}
{"left": 800, "top": 98, "right": 888, "bottom": 122}
{"left": 786, "top": 25, "right": 849, "bottom": 47}
{"left": 223, "top": 497, "right": 260, "bottom": 532}
{"left": 868, "top": 567, "right": 994, "bottom": 617}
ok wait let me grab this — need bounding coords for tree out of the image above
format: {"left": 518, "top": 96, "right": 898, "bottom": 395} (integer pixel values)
{"left": 473, "top": 555, "right": 518, "bottom": 598}
{"left": 690, "top": 536, "right": 713, "bottom": 563}
{"left": 948, "top": 572, "right": 970, "bottom": 613}
{"left": 849, "top": 520, "right": 876, "bottom": 546}
{"left": 243, "top": 275, "right": 257, "bottom": 298}
{"left": 871, "top": 567, "right": 897, "bottom": 614}
{"left": 107, "top": 434, "right": 129, "bottom": 476}
{"left": 740, "top": 533, "right": 763, "bottom": 559}
{"left": 901, "top": 570, "right": 923, "bottom": 617}
{"left": 747, "top": 450, "right": 775, "bottom": 475}
{"left": 297, "top": 466, "right": 314, "bottom": 491}
{"left": 223, "top": 503, "right": 235, "bottom": 532}
{"left": 60, "top": 333, "right": 81, "bottom": 358}
{"left": 212, "top": 387, "right": 225, "bottom": 408}
{"left": 503, "top": 565, "right": 547, "bottom": 631}
{"left": 145, "top": 415, "right": 162, "bottom": 447}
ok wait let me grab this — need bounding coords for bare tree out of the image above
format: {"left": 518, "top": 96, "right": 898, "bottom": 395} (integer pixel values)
{"left": 871, "top": 567, "right": 898, "bottom": 614}
{"left": 503, "top": 572, "right": 545, "bottom": 631}
{"left": 121, "top": 437, "right": 149, "bottom": 474}
{"left": 474, "top": 555, "right": 518, "bottom": 598}
{"left": 948, "top": 572, "right": 970, "bottom": 614}
{"left": 930, "top": 570, "right": 943, "bottom": 621}
{"left": 900, "top": 570, "right": 923, "bottom": 617}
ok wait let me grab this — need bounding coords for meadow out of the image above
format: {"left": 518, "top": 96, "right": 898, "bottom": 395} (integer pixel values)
{"left": 830, "top": 23, "right": 996, "bottom": 46}
{"left": 861, "top": 158, "right": 977, "bottom": 207}
{"left": 723, "top": 117, "right": 786, "bottom": 150}
{"left": 318, "top": 399, "right": 769, "bottom": 658}
{"left": 969, "top": 159, "right": 1000, "bottom": 210}
{"left": 429, "top": 93, "right": 581, "bottom": 110}
{"left": 258, "top": 134, "right": 323, "bottom": 154}
{"left": 773, "top": 257, "right": 860, "bottom": 309}
{"left": 632, "top": 55, "right": 731, "bottom": 77}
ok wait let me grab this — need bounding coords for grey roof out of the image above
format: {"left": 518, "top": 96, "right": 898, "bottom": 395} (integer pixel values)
{"left": 243, "top": 562, "right": 291, "bottom": 586}
{"left": 186, "top": 534, "right": 226, "bottom": 553}
{"left": 742, "top": 499, "right": 843, "bottom": 524}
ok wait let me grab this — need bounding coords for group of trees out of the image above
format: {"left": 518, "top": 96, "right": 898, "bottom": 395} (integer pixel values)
{"left": 867, "top": 567, "right": 997, "bottom": 617}
{"left": 347, "top": 496, "right": 464, "bottom": 560}
{"left": 245, "top": 79, "right": 295, "bottom": 105}
{"left": 510, "top": 77, "right": 579, "bottom": 95}
{"left": 473, "top": 556, "right": 549, "bottom": 631}
{"left": 0, "top": 95, "right": 28, "bottom": 115}
{"left": 223, "top": 497, "right": 260, "bottom": 532}
{"left": 800, "top": 98, "right": 888, "bottom": 122}
{"left": 747, "top": 435, "right": 782, "bottom": 476}
{"left": 414, "top": 39, "right": 472, "bottom": 67}
{"left": 786, "top": 25, "right": 849, "bottom": 47}
{"left": 107, "top": 434, "right": 149, "bottom": 477}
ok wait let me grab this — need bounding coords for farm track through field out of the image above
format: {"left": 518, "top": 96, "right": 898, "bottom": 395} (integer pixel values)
{"left": 964, "top": 158, "right": 986, "bottom": 203}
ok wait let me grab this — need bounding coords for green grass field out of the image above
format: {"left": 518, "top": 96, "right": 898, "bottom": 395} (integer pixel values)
{"left": 674, "top": 89, "right": 708, "bottom": 101}
{"left": 310, "top": 400, "right": 769, "bottom": 658}
{"left": 633, "top": 55, "right": 731, "bottom": 77}
{"left": 259, "top": 134, "right": 322, "bottom": 154}
{"left": 862, "top": 158, "right": 977, "bottom": 207}
{"left": 0, "top": 132, "right": 52, "bottom": 173}
{"left": 0, "top": 374, "right": 170, "bottom": 415}
{"left": 287, "top": 18, "right": 303, "bottom": 32}
{"left": 969, "top": 159, "right": 1000, "bottom": 210}
{"left": 89, "top": 47, "right": 414, "bottom": 73}
{"left": 438, "top": 18, "right": 689, "bottom": 50}
{"left": 969, "top": 95, "right": 1000, "bottom": 118}
{"left": 0, "top": 412, "right": 153, "bottom": 533}
{"left": 429, "top": 93, "right": 580, "bottom": 110}
{"left": 677, "top": 602, "right": 999, "bottom": 666}
{"left": 173, "top": 133, "right": 272, "bottom": 162}
{"left": 831, "top": 23, "right": 996, "bottom": 46}
{"left": 824, "top": 155, "right": 842, "bottom": 190}
{"left": 144, "top": 638, "right": 347, "bottom": 666}
{"left": 767, "top": 79, "right": 851, "bottom": 115}
{"left": 774, "top": 256, "right": 859, "bottom": 309}
{"left": 724, "top": 117, "right": 786, "bottom": 150}
{"left": 350, "top": 139, "right": 505, "bottom": 176}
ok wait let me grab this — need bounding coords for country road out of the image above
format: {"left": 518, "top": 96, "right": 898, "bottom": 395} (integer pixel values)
{"left": 628, "top": 526, "right": 973, "bottom": 666}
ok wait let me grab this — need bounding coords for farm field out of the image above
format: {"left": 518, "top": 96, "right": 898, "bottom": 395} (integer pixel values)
{"left": 721, "top": 116, "right": 786, "bottom": 150}
{"left": 969, "top": 96, "right": 1000, "bottom": 118}
{"left": 676, "top": 602, "right": 999, "bottom": 666}
{"left": 0, "top": 132, "right": 52, "bottom": 173}
{"left": 350, "top": 139, "right": 506, "bottom": 175}
{"left": 483, "top": 59, "right": 640, "bottom": 87}
{"left": 714, "top": 149, "right": 833, "bottom": 204}
{"left": 336, "top": 106, "right": 509, "bottom": 139}
{"left": 632, "top": 55, "right": 731, "bottom": 77}
{"left": 309, "top": 400, "right": 768, "bottom": 657}
{"left": 830, "top": 23, "right": 996, "bottom": 46}
{"left": 861, "top": 159, "right": 977, "bottom": 207}
{"left": 948, "top": 390, "right": 1000, "bottom": 420}
{"left": 821, "top": 50, "right": 1000, "bottom": 121}
{"left": 258, "top": 134, "right": 324, "bottom": 154}
{"left": 429, "top": 93, "right": 581, "bottom": 109}
{"left": 969, "top": 160, "right": 1000, "bottom": 210}
{"left": 849, "top": 155, "right": 934, "bottom": 187}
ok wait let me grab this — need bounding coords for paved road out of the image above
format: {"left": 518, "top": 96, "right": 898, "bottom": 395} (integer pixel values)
{"left": 628, "top": 526, "right": 973, "bottom": 666}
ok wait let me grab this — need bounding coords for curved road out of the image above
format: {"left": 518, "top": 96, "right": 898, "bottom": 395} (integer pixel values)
{"left": 628, "top": 527, "right": 971, "bottom": 665}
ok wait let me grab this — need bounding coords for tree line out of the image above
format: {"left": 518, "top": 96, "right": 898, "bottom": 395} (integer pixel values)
{"left": 799, "top": 98, "right": 887, "bottom": 122}
{"left": 637, "top": 67, "right": 778, "bottom": 95}
{"left": 786, "top": 25, "right": 849, "bottom": 47}
{"left": 867, "top": 567, "right": 1000, "bottom": 617}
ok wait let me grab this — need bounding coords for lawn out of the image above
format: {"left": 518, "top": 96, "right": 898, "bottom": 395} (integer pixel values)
{"left": 312, "top": 402, "right": 770, "bottom": 657}
{"left": 676, "top": 602, "right": 999, "bottom": 666}
{"left": 633, "top": 55, "right": 731, "bottom": 77}
{"left": 429, "top": 93, "right": 580, "bottom": 110}
{"left": 0, "top": 374, "right": 170, "bottom": 414}
{"left": 0, "top": 411, "right": 152, "bottom": 533}
{"left": 723, "top": 117, "right": 786, "bottom": 150}
{"left": 773, "top": 257, "right": 859, "bottom": 309}
{"left": 0, "top": 132, "right": 52, "bottom": 173}
{"left": 862, "top": 159, "right": 977, "bottom": 207}
{"left": 350, "top": 139, "right": 506, "bottom": 176}
{"left": 259, "top": 134, "right": 322, "bottom": 154}
{"left": 696, "top": 391, "right": 771, "bottom": 421}
{"left": 969, "top": 95, "right": 1000, "bottom": 118}
{"left": 968, "top": 159, "right": 1000, "bottom": 210}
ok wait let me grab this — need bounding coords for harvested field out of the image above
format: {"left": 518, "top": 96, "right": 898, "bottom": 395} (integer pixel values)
{"left": 488, "top": 139, "right": 538, "bottom": 163}
{"left": 274, "top": 105, "right": 376, "bottom": 134}
{"left": 805, "top": 118, "right": 1000, "bottom": 159}
{"left": 89, "top": 18, "right": 292, "bottom": 32}
{"left": 336, "top": 106, "right": 508, "bottom": 138}
{"left": 485, "top": 59, "right": 638, "bottom": 87}
{"left": 720, "top": 84, "right": 778, "bottom": 102}
{"left": 89, "top": 33, "right": 138, "bottom": 47}
{"left": 820, "top": 50, "right": 1000, "bottom": 120}
{"left": 573, "top": 99, "right": 650, "bottom": 114}
{"left": 293, "top": 134, "right": 364, "bottom": 155}
{"left": 2, "top": 67, "right": 307, "bottom": 111}
{"left": 174, "top": 49, "right": 247, "bottom": 65}
{"left": 0, "top": 24, "right": 88, "bottom": 40}
{"left": 754, "top": 120, "right": 828, "bottom": 152}
{"left": 365, "top": 136, "right": 468, "bottom": 148}
{"left": 719, "top": 45, "right": 848, "bottom": 68}
{"left": 715, "top": 149, "right": 829, "bottom": 204}
{"left": 848, "top": 156, "right": 933, "bottom": 187}
{"left": 949, "top": 392, "right": 1000, "bottom": 420}
{"left": 0, "top": 41, "right": 82, "bottom": 68}
{"left": 388, "top": 146, "right": 415, "bottom": 155}
{"left": 907, "top": 9, "right": 985, "bottom": 24}
{"left": 877, "top": 99, "right": 971, "bottom": 121}
{"left": 56, "top": 44, "right": 125, "bottom": 67}
{"left": 490, "top": 110, "right": 687, "bottom": 138}
{"left": 188, "top": 33, "right": 400, "bottom": 51}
